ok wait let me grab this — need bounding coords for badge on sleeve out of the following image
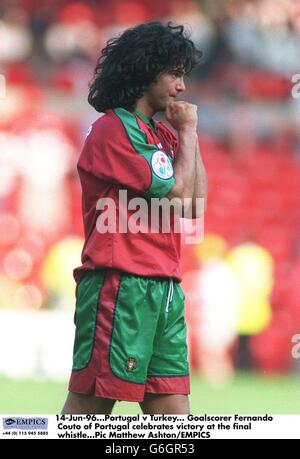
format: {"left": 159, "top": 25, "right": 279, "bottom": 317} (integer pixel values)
{"left": 151, "top": 151, "right": 173, "bottom": 180}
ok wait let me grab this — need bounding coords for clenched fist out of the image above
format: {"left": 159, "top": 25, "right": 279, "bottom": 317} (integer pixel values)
{"left": 166, "top": 101, "right": 198, "bottom": 131}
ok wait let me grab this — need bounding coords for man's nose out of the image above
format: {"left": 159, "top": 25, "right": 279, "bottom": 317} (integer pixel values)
{"left": 176, "top": 77, "right": 186, "bottom": 92}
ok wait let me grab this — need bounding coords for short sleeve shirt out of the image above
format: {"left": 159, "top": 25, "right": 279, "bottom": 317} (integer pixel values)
{"left": 73, "top": 107, "right": 182, "bottom": 283}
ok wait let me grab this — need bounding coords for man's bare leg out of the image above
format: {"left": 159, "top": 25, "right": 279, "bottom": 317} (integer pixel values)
{"left": 139, "top": 394, "right": 189, "bottom": 414}
{"left": 62, "top": 392, "right": 116, "bottom": 414}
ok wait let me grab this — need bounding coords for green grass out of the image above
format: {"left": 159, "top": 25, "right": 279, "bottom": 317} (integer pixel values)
{"left": 0, "top": 373, "right": 299, "bottom": 414}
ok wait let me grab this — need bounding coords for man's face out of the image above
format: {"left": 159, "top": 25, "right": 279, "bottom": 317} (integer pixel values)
{"left": 145, "top": 70, "right": 186, "bottom": 113}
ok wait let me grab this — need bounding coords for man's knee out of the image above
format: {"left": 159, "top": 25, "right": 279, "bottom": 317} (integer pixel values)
{"left": 62, "top": 392, "right": 116, "bottom": 414}
{"left": 140, "top": 393, "right": 189, "bottom": 414}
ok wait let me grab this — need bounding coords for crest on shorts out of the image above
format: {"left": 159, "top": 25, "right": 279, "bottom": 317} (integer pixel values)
{"left": 151, "top": 151, "right": 173, "bottom": 180}
{"left": 126, "top": 357, "right": 137, "bottom": 372}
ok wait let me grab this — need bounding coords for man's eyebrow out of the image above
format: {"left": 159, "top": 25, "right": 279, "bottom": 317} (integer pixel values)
{"left": 170, "top": 67, "right": 186, "bottom": 75}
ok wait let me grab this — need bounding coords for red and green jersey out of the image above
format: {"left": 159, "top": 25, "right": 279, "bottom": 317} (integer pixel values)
{"left": 73, "top": 107, "right": 182, "bottom": 283}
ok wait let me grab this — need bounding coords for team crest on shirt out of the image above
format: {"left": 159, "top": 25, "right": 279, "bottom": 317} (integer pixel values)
{"left": 126, "top": 357, "right": 137, "bottom": 372}
{"left": 151, "top": 151, "right": 173, "bottom": 180}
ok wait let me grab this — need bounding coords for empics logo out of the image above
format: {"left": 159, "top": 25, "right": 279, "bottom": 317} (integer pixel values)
{"left": 4, "top": 418, "right": 16, "bottom": 426}
{"left": 3, "top": 417, "right": 48, "bottom": 430}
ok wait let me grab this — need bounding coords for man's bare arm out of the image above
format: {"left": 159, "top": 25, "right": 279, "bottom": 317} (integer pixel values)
{"left": 165, "top": 101, "right": 198, "bottom": 214}
{"left": 191, "top": 137, "right": 208, "bottom": 217}
{"left": 167, "top": 127, "right": 197, "bottom": 202}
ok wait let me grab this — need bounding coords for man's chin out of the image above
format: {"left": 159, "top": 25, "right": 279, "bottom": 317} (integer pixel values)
{"left": 155, "top": 99, "right": 170, "bottom": 113}
{"left": 156, "top": 104, "right": 167, "bottom": 113}
{"left": 162, "top": 100, "right": 172, "bottom": 111}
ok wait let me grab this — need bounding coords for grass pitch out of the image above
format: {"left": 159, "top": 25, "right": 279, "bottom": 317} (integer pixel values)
{"left": 0, "top": 372, "right": 299, "bottom": 414}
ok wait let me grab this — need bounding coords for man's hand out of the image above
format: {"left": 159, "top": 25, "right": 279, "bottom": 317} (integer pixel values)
{"left": 165, "top": 101, "right": 198, "bottom": 132}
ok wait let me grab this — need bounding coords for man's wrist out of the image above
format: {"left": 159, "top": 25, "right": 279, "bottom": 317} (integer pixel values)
{"left": 177, "top": 126, "right": 198, "bottom": 136}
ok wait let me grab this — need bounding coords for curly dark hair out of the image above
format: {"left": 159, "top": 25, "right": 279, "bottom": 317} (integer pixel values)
{"left": 88, "top": 21, "right": 202, "bottom": 112}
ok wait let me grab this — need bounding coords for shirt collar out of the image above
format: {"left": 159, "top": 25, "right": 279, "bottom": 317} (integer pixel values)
{"left": 134, "top": 109, "right": 157, "bottom": 134}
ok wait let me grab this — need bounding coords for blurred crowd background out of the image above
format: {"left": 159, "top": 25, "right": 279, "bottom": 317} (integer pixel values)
{"left": 0, "top": 0, "right": 300, "bottom": 384}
